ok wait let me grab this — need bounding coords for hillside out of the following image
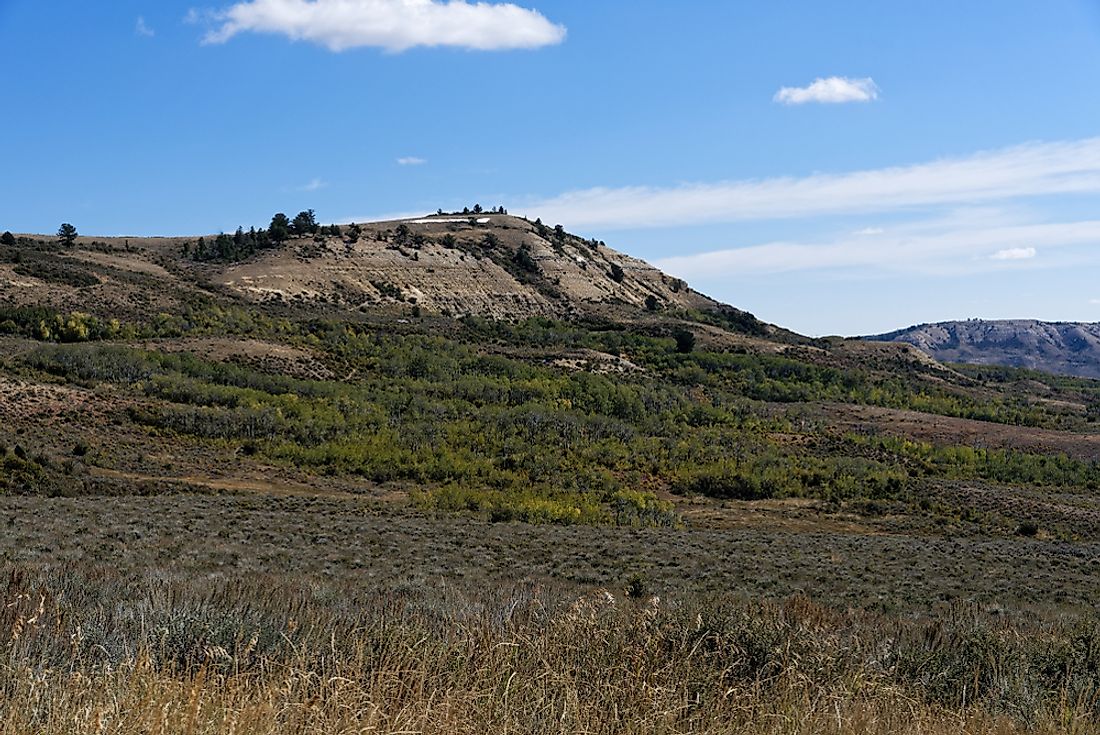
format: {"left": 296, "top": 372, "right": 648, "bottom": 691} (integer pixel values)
{"left": 868, "top": 319, "right": 1100, "bottom": 379}
{"left": 2, "top": 215, "right": 741, "bottom": 325}
{"left": 219, "top": 215, "right": 721, "bottom": 321}
{"left": 3, "top": 210, "right": 1100, "bottom": 528}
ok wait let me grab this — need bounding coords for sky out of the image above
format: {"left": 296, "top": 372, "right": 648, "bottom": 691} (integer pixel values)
{"left": 2, "top": 0, "right": 1100, "bottom": 336}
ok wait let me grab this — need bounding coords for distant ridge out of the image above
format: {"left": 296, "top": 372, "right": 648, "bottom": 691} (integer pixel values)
{"left": 867, "top": 319, "right": 1100, "bottom": 379}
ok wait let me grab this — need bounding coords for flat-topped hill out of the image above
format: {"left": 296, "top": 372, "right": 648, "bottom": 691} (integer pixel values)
{"left": 1, "top": 215, "right": 766, "bottom": 331}
{"left": 868, "top": 319, "right": 1100, "bottom": 379}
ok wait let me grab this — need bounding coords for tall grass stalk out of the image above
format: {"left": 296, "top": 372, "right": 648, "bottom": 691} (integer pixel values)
{"left": 0, "top": 567, "right": 1098, "bottom": 734}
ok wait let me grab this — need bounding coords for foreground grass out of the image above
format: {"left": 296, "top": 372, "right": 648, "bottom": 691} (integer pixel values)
{"left": 3, "top": 567, "right": 1100, "bottom": 733}
{"left": 0, "top": 671, "right": 1072, "bottom": 734}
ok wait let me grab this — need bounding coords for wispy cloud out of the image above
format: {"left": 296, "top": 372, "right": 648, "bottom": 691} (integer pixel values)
{"left": 855, "top": 227, "right": 885, "bottom": 236}
{"left": 135, "top": 16, "right": 155, "bottom": 37}
{"left": 654, "top": 220, "right": 1100, "bottom": 279}
{"left": 1090, "top": 299, "right": 1100, "bottom": 305}
{"left": 199, "top": 0, "right": 566, "bottom": 52}
{"left": 774, "top": 76, "right": 879, "bottom": 105}
{"left": 990, "top": 247, "right": 1037, "bottom": 261}
{"left": 397, "top": 156, "right": 427, "bottom": 166}
{"left": 524, "top": 137, "right": 1100, "bottom": 230}
{"left": 297, "top": 178, "right": 328, "bottom": 192}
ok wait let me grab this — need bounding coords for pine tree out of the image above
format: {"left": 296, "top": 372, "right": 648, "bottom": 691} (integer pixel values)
{"left": 673, "top": 329, "right": 696, "bottom": 354}
{"left": 57, "top": 223, "right": 78, "bottom": 246}
{"left": 269, "top": 213, "right": 291, "bottom": 242}
{"left": 291, "top": 210, "right": 319, "bottom": 236}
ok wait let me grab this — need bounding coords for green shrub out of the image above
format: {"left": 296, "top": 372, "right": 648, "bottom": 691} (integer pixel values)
{"left": 1016, "top": 521, "right": 1040, "bottom": 537}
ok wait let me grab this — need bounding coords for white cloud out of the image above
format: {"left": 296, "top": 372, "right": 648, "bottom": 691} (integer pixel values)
{"left": 990, "top": 247, "right": 1037, "bottom": 261}
{"left": 298, "top": 178, "right": 328, "bottom": 192}
{"left": 185, "top": 9, "right": 214, "bottom": 24}
{"left": 855, "top": 227, "right": 884, "bottom": 236}
{"left": 774, "top": 76, "right": 879, "bottom": 105}
{"left": 135, "top": 16, "right": 155, "bottom": 37}
{"left": 397, "top": 156, "right": 427, "bottom": 166}
{"left": 653, "top": 220, "right": 1100, "bottom": 279}
{"left": 1089, "top": 299, "right": 1100, "bottom": 305}
{"left": 523, "top": 137, "right": 1100, "bottom": 230}
{"left": 200, "top": 0, "right": 566, "bottom": 52}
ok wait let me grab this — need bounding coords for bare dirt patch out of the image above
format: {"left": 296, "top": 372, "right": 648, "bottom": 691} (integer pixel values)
{"left": 549, "top": 348, "right": 642, "bottom": 374}
{"left": 72, "top": 250, "right": 173, "bottom": 278}
{"left": 678, "top": 496, "right": 891, "bottom": 536}
{"left": 0, "top": 377, "right": 106, "bottom": 424}
{"left": 135, "top": 337, "right": 336, "bottom": 381}
{"left": 818, "top": 402, "right": 1100, "bottom": 461}
{"left": 88, "top": 466, "right": 369, "bottom": 501}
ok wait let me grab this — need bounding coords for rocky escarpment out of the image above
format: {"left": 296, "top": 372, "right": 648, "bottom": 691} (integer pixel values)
{"left": 867, "top": 319, "right": 1100, "bottom": 379}
{"left": 215, "top": 215, "right": 719, "bottom": 321}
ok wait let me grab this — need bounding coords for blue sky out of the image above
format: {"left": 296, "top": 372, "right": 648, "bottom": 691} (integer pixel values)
{"left": 3, "top": 1, "right": 1100, "bottom": 335}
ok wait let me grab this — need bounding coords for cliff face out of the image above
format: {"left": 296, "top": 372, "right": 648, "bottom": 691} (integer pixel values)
{"left": 868, "top": 320, "right": 1100, "bottom": 379}
{"left": 216, "top": 215, "right": 719, "bottom": 321}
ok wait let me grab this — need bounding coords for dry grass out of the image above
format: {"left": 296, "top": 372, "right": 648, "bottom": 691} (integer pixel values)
{"left": 1, "top": 567, "right": 1099, "bottom": 734}
{"left": 0, "top": 669, "right": 1069, "bottom": 734}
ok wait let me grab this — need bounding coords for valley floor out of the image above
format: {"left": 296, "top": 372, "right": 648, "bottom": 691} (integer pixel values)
{"left": 2, "top": 487, "right": 1097, "bottom": 617}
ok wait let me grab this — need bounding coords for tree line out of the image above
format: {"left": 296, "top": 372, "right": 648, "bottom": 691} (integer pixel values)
{"left": 184, "top": 209, "right": 346, "bottom": 263}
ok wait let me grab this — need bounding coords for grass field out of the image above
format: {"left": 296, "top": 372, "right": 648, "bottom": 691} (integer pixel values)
{"left": 0, "top": 492, "right": 1098, "bottom": 615}
{"left": 3, "top": 563, "right": 1100, "bottom": 734}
